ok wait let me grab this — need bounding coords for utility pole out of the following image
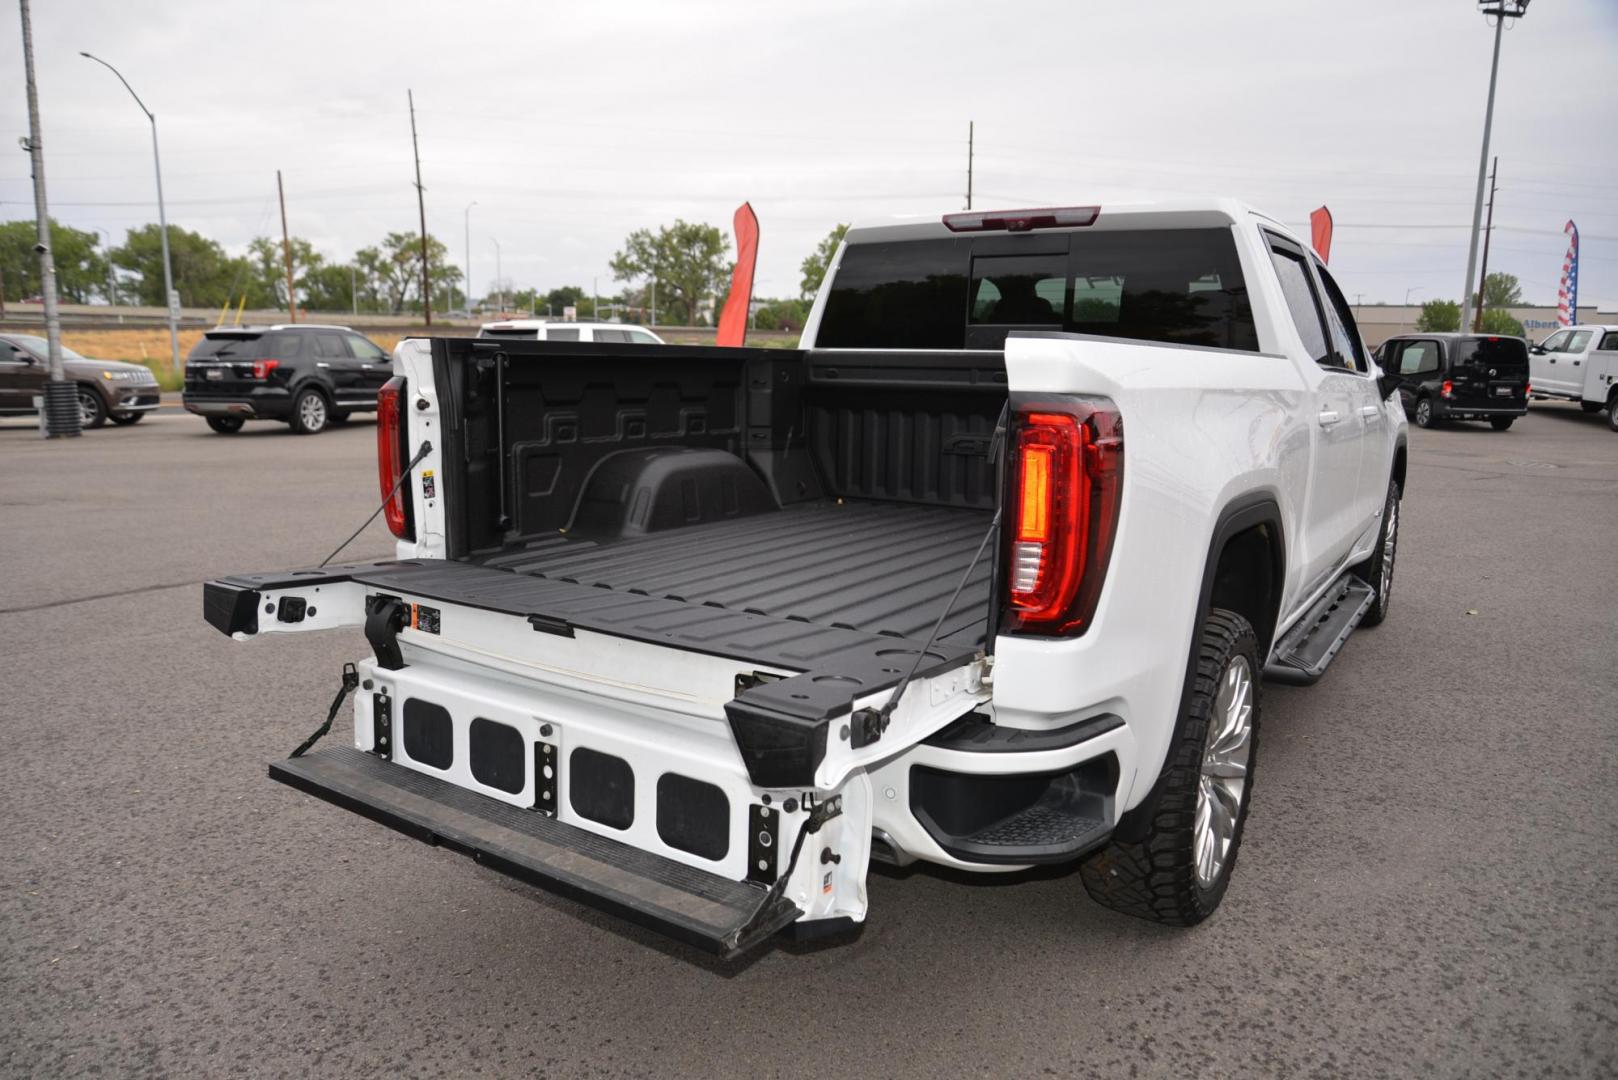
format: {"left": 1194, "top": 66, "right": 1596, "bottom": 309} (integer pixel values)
{"left": 82, "top": 50, "right": 179, "bottom": 376}
{"left": 408, "top": 90, "right": 431, "bottom": 327}
{"left": 277, "top": 169, "right": 296, "bottom": 322}
{"left": 965, "top": 120, "right": 974, "bottom": 211}
{"left": 1474, "top": 156, "right": 1498, "bottom": 332}
{"left": 20, "top": 0, "right": 78, "bottom": 436}
{"left": 463, "top": 200, "right": 476, "bottom": 315}
{"left": 1458, "top": 0, "right": 1529, "bottom": 336}
{"left": 350, "top": 264, "right": 358, "bottom": 316}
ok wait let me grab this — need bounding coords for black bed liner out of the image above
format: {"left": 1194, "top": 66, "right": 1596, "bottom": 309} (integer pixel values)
{"left": 478, "top": 499, "right": 993, "bottom": 647}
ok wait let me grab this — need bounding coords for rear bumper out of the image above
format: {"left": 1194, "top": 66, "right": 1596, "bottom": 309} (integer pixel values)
{"left": 183, "top": 388, "right": 292, "bottom": 419}
{"left": 1434, "top": 400, "right": 1527, "bottom": 419}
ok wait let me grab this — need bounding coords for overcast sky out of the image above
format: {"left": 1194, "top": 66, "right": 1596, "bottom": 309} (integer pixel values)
{"left": 4, "top": 0, "right": 1615, "bottom": 309}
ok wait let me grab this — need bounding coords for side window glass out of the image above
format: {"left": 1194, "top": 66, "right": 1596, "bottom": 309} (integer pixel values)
{"left": 1267, "top": 244, "right": 1330, "bottom": 365}
{"left": 264, "top": 333, "right": 305, "bottom": 360}
{"left": 314, "top": 334, "right": 348, "bottom": 359}
{"left": 347, "top": 335, "right": 387, "bottom": 360}
{"left": 546, "top": 327, "right": 580, "bottom": 342}
{"left": 1602, "top": 332, "right": 1618, "bottom": 350}
{"left": 1312, "top": 262, "right": 1368, "bottom": 372}
{"left": 593, "top": 328, "right": 630, "bottom": 343}
{"left": 628, "top": 330, "right": 660, "bottom": 345}
{"left": 1567, "top": 330, "right": 1593, "bottom": 352}
{"left": 1539, "top": 330, "right": 1567, "bottom": 352}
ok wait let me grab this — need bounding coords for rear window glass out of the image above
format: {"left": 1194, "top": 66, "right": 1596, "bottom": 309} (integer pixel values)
{"left": 479, "top": 327, "right": 540, "bottom": 339}
{"left": 1451, "top": 336, "right": 1528, "bottom": 369}
{"left": 818, "top": 229, "right": 1257, "bottom": 351}
{"left": 190, "top": 334, "right": 262, "bottom": 358}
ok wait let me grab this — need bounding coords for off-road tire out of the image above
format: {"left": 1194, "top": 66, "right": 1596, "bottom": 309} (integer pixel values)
{"left": 1079, "top": 609, "right": 1260, "bottom": 926}
{"left": 206, "top": 416, "right": 244, "bottom": 434}
{"left": 1352, "top": 478, "right": 1400, "bottom": 627}
{"left": 77, "top": 386, "right": 107, "bottom": 429}
{"left": 289, "top": 387, "right": 330, "bottom": 435}
{"left": 1490, "top": 417, "right": 1514, "bottom": 431}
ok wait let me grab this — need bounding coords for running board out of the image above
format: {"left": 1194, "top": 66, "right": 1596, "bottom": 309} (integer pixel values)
{"left": 269, "top": 746, "right": 801, "bottom": 959}
{"left": 1264, "top": 574, "right": 1375, "bottom": 686}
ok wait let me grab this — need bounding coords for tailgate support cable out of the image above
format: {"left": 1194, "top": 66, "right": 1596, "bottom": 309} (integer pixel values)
{"left": 871, "top": 403, "right": 1009, "bottom": 733}
{"left": 289, "top": 662, "right": 361, "bottom": 758}
{"left": 318, "top": 440, "right": 433, "bottom": 568}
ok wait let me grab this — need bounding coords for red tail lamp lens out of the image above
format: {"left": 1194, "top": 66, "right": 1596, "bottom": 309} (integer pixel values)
{"left": 377, "top": 376, "right": 413, "bottom": 541}
{"left": 1004, "top": 399, "right": 1123, "bottom": 635}
{"left": 250, "top": 359, "right": 279, "bottom": 379}
{"left": 1442, "top": 380, "right": 1454, "bottom": 398}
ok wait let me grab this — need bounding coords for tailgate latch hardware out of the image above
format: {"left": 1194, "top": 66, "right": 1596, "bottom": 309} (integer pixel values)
{"left": 747, "top": 804, "right": 779, "bottom": 884}
{"left": 371, "top": 691, "right": 392, "bottom": 760}
{"left": 850, "top": 707, "right": 888, "bottom": 749}
{"left": 365, "top": 594, "right": 409, "bottom": 670}
{"left": 533, "top": 739, "right": 558, "bottom": 816}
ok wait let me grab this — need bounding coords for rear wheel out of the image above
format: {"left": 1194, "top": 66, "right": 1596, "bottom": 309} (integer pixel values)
{"left": 1352, "top": 479, "right": 1400, "bottom": 627}
{"left": 1489, "top": 417, "right": 1515, "bottom": 431}
{"left": 1079, "top": 609, "right": 1259, "bottom": 926}
{"left": 109, "top": 412, "right": 143, "bottom": 426}
{"left": 77, "top": 387, "right": 107, "bottom": 429}
{"left": 1413, "top": 397, "right": 1436, "bottom": 428}
{"left": 1608, "top": 398, "right": 1618, "bottom": 433}
{"left": 206, "top": 416, "right": 244, "bottom": 434}
{"left": 289, "top": 388, "right": 330, "bottom": 435}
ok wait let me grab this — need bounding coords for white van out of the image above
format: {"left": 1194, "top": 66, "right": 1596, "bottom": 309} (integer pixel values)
{"left": 477, "top": 320, "right": 665, "bottom": 345}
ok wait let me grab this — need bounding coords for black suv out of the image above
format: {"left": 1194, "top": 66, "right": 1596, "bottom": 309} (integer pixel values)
{"left": 182, "top": 325, "right": 391, "bottom": 435}
{"left": 1374, "top": 333, "right": 1530, "bottom": 431}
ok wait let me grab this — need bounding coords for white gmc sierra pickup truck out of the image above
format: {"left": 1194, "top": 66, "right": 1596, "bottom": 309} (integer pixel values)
{"left": 203, "top": 199, "right": 1407, "bottom": 956}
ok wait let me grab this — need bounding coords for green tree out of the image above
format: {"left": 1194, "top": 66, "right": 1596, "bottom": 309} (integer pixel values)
{"left": 246, "top": 235, "right": 323, "bottom": 309}
{"left": 1476, "top": 271, "right": 1522, "bottom": 310}
{"left": 543, "top": 285, "right": 586, "bottom": 316}
{"left": 110, "top": 223, "right": 247, "bottom": 308}
{"left": 1416, "top": 299, "right": 1461, "bottom": 333}
{"left": 610, "top": 220, "right": 731, "bottom": 327}
{"left": 366, "top": 231, "right": 454, "bottom": 314}
{"left": 799, "top": 223, "right": 849, "bottom": 299}
{"left": 753, "top": 297, "right": 809, "bottom": 332}
{"left": 302, "top": 263, "right": 358, "bottom": 312}
{"left": 1478, "top": 307, "right": 1525, "bottom": 337}
{"left": 0, "top": 218, "right": 110, "bottom": 303}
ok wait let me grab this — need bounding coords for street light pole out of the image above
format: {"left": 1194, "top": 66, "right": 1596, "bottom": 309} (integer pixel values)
{"left": 464, "top": 201, "right": 476, "bottom": 314}
{"left": 81, "top": 51, "right": 180, "bottom": 376}
{"left": 493, "top": 238, "right": 503, "bottom": 315}
{"left": 21, "top": 0, "right": 79, "bottom": 436}
{"left": 1457, "top": 1, "right": 1529, "bottom": 336}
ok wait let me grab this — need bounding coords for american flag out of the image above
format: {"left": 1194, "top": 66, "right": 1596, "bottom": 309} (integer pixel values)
{"left": 1557, "top": 220, "right": 1579, "bottom": 327}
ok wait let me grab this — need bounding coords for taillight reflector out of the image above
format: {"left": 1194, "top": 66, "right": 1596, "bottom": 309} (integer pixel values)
{"left": 377, "top": 376, "right": 413, "bottom": 541}
{"left": 943, "top": 205, "right": 1100, "bottom": 233}
{"left": 1004, "top": 399, "right": 1123, "bottom": 635}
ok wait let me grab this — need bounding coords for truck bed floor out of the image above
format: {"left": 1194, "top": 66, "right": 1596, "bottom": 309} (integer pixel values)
{"left": 475, "top": 500, "right": 994, "bottom": 647}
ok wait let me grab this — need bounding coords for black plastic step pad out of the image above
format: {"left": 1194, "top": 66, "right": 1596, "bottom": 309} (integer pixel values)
{"left": 269, "top": 746, "right": 799, "bottom": 957}
{"left": 1266, "top": 574, "right": 1375, "bottom": 685}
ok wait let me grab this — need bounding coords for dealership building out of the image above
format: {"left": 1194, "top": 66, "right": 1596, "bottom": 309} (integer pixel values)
{"left": 1349, "top": 303, "right": 1615, "bottom": 348}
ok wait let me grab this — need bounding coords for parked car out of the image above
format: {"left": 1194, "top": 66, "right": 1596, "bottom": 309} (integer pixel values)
{"left": 204, "top": 198, "right": 1405, "bottom": 956}
{"left": 477, "top": 320, "right": 664, "bottom": 345}
{"left": 1528, "top": 325, "right": 1618, "bottom": 428}
{"left": 0, "top": 332, "right": 161, "bottom": 428}
{"left": 182, "top": 325, "right": 391, "bottom": 435}
{"left": 1374, "top": 332, "right": 1529, "bottom": 430}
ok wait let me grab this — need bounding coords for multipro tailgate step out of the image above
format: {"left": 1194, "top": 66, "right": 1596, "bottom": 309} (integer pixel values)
{"left": 269, "top": 746, "right": 800, "bottom": 958}
{"left": 1264, "top": 573, "right": 1375, "bottom": 685}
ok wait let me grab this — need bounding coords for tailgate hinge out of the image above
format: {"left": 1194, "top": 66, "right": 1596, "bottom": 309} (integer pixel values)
{"left": 365, "top": 594, "right": 409, "bottom": 670}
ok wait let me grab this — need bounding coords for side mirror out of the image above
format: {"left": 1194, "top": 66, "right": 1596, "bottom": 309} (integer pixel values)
{"left": 1529, "top": 344, "right": 1545, "bottom": 355}
{"left": 1377, "top": 368, "right": 1400, "bottom": 400}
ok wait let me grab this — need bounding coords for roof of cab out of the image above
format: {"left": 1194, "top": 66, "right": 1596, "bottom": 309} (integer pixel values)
{"left": 843, "top": 197, "right": 1278, "bottom": 246}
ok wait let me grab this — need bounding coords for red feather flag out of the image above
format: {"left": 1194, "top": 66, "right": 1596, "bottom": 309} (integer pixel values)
{"left": 1310, "top": 206, "right": 1333, "bottom": 265}
{"left": 716, "top": 202, "right": 759, "bottom": 347}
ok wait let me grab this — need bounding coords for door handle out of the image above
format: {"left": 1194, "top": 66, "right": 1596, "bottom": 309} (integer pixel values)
{"left": 1318, "top": 409, "right": 1342, "bottom": 427}
{"left": 1573, "top": 360, "right": 1581, "bottom": 366}
{"left": 1359, "top": 405, "right": 1380, "bottom": 418}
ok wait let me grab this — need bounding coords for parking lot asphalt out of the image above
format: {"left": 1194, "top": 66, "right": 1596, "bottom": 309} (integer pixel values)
{"left": 2, "top": 404, "right": 1616, "bottom": 1078}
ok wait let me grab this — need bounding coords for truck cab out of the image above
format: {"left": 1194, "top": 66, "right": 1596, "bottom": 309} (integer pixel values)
{"left": 1529, "top": 325, "right": 1618, "bottom": 422}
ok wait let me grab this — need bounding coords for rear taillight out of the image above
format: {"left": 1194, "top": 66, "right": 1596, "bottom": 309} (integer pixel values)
{"left": 943, "top": 205, "right": 1100, "bottom": 233}
{"left": 250, "top": 359, "right": 279, "bottom": 379}
{"left": 1441, "top": 380, "right": 1454, "bottom": 398}
{"left": 1003, "top": 398, "right": 1123, "bottom": 635}
{"left": 1525, "top": 382, "right": 1532, "bottom": 395}
{"left": 377, "top": 376, "right": 413, "bottom": 541}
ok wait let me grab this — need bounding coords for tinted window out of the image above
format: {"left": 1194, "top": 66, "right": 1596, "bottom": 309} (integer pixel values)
{"left": 1313, "top": 262, "right": 1368, "bottom": 371}
{"left": 546, "top": 327, "right": 581, "bottom": 342}
{"left": 190, "top": 334, "right": 262, "bottom": 359}
{"left": 970, "top": 253, "right": 1065, "bottom": 325}
{"left": 347, "top": 334, "right": 388, "bottom": 360}
{"left": 817, "top": 239, "right": 969, "bottom": 349}
{"left": 1451, "top": 336, "right": 1528, "bottom": 372}
{"left": 1398, "top": 341, "right": 1439, "bottom": 375}
{"left": 479, "top": 327, "right": 540, "bottom": 339}
{"left": 820, "top": 229, "right": 1257, "bottom": 352}
{"left": 1268, "top": 247, "right": 1329, "bottom": 364}
{"left": 1601, "top": 332, "right": 1618, "bottom": 350}
{"left": 313, "top": 333, "right": 348, "bottom": 359}
{"left": 593, "top": 328, "right": 631, "bottom": 343}
{"left": 261, "top": 333, "right": 305, "bottom": 360}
